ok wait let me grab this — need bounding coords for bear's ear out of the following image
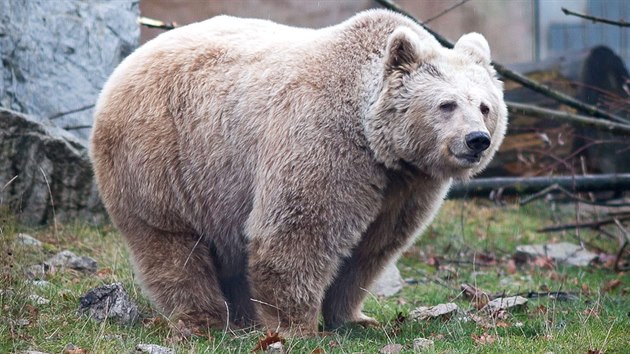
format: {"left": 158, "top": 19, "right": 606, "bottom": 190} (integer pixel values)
{"left": 385, "top": 27, "right": 428, "bottom": 72}
{"left": 454, "top": 32, "right": 491, "bottom": 65}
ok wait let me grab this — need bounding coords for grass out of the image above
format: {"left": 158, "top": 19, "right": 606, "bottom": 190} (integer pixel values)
{"left": 1, "top": 199, "right": 628, "bottom": 353}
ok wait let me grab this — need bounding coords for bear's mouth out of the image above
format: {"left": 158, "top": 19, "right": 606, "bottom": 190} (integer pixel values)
{"left": 455, "top": 153, "right": 481, "bottom": 164}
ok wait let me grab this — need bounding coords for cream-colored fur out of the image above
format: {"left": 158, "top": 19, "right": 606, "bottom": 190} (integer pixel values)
{"left": 91, "top": 9, "right": 507, "bottom": 335}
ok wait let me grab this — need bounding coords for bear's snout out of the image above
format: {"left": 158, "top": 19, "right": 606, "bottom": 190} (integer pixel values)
{"left": 465, "top": 131, "right": 491, "bottom": 153}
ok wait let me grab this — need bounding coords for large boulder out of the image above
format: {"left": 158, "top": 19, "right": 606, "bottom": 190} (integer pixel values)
{"left": 0, "top": 0, "right": 139, "bottom": 141}
{"left": 0, "top": 108, "right": 106, "bottom": 224}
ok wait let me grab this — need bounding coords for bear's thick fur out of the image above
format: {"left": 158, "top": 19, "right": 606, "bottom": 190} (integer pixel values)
{"left": 91, "top": 9, "right": 507, "bottom": 335}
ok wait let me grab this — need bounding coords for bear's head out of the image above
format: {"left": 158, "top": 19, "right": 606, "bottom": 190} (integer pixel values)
{"left": 365, "top": 27, "right": 507, "bottom": 181}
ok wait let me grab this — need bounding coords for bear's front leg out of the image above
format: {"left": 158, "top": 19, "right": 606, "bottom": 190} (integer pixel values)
{"left": 246, "top": 157, "right": 383, "bottom": 336}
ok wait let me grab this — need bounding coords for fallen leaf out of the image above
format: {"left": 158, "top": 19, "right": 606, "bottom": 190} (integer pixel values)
{"left": 581, "top": 283, "right": 591, "bottom": 296}
{"left": 461, "top": 283, "right": 490, "bottom": 310}
{"left": 311, "top": 348, "right": 324, "bottom": 354}
{"left": 533, "top": 256, "right": 555, "bottom": 269}
{"left": 506, "top": 259, "right": 517, "bottom": 275}
{"left": 471, "top": 332, "right": 496, "bottom": 345}
{"left": 97, "top": 268, "right": 113, "bottom": 278}
{"left": 534, "top": 305, "right": 548, "bottom": 315}
{"left": 583, "top": 308, "right": 599, "bottom": 318}
{"left": 601, "top": 279, "right": 621, "bottom": 293}
{"left": 252, "top": 331, "right": 285, "bottom": 352}
{"left": 392, "top": 312, "right": 406, "bottom": 324}
{"left": 328, "top": 340, "right": 338, "bottom": 348}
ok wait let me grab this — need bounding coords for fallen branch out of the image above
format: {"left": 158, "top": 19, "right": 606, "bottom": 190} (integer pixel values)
{"left": 449, "top": 174, "right": 630, "bottom": 198}
{"left": 538, "top": 216, "right": 630, "bottom": 233}
{"left": 507, "top": 101, "right": 630, "bottom": 136}
{"left": 519, "top": 183, "right": 630, "bottom": 207}
{"left": 373, "top": 0, "right": 630, "bottom": 124}
{"left": 562, "top": 7, "right": 630, "bottom": 27}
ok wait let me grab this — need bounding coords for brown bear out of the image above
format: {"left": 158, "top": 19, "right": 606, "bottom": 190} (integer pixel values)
{"left": 90, "top": 9, "right": 507, "bottom": 336}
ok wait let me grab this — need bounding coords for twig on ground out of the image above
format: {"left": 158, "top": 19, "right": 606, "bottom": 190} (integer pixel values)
{"left": 538, "top": 215, "right": 630, "bottom": 233}
{"left": 562, "top": 7, "right": 630, "bottom": 27}
{"left": 613, "top": 219, "right": 629, "bottom": 272}
{"left": 373, "top": 0, "right": 630, "bottom": 124}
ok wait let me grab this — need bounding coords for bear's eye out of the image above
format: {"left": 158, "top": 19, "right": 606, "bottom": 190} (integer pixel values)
{"left": 439, "top": 101, "right": 457, "bottom": 112}
{"left": 480, "top": 103, "right": 490, "bottom": 116}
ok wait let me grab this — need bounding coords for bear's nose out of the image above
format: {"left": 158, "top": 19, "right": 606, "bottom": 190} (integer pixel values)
{"left": 465, "top": 131, "right": 491, "bottom": 153}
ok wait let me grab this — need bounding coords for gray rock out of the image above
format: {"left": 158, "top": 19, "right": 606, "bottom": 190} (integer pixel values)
{"left": 28, "top": 280, "right": 50, "bottom": 287}
{"left": 410, "top": 303, "right": 458, "bottom": 321}
{"left": 16, "top": 233, "right": 42, "bottom": 247}
{"left": 79, "top": 282, "right": 138, "bottom": 324}
{"left": 412, "top": 338, "right": 434, "bottom": 352}
{"left": 24, "top": 264, "right": 46, "bottom": 280}
{"left": 0, "top": 109, "right": 107, "bottom": 225}
{"left": 515, "top": 242, "right": 598, "bottom": 267}
{"left": 371, "top": 262, "right": 404, "bottom": 297}
{"left": 47, "top": 250, "right": 98, "bottom": 273}
{"left": 0, "top": 0, "right": 139, "bottom": 140}
{"left": 28, "top": 294, "right": 50, "bottom": 305}
{"left": 265, "top": 342, "right": 284, "bottom": 354}
{"left": 135, "top": 344, "right": 174, "bottom": 354}
{"left": 483, "top": 296, "right": 528, "bottom": 312}
{"left": 379, "top": 344, "right": 403, "bottom": 354}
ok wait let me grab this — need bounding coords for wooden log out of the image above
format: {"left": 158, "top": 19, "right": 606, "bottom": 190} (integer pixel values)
{"left": 448, "top": 174, "right": 630, "bottom": 198}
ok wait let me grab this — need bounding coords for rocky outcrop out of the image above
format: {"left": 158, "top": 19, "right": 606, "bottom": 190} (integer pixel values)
{"left": 0, "top": 0, "right": 140, "bottom": 140}
{"left": 0, "top": 108, "right": 106, "bottom": 224}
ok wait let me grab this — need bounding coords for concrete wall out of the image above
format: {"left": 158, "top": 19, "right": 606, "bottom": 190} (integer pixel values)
{"left": 139, "top": 0, "right": 534, "bottom": 64}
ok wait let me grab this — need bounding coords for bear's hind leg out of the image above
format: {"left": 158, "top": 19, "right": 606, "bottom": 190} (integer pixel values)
{"left": 123, "top": 224, "right": 229, "bottom": 330}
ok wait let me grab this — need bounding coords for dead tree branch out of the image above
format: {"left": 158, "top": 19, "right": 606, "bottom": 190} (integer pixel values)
{"left": 507, "top": 101, "right": 630, "bottom": 135}
{"left": 424, "top": 0, "right": 472, "bottom": 24}
{"left": 48, "top": 104, "right": 95, "bottom": 120}
{"left": 562, "top": 7, "right": 630, "bottom": 27}
{"left": 373, "top": 0, "right": 630, "bottom": 124}
{"left": 449, "top": 174, "right": 630, "bottom": 198}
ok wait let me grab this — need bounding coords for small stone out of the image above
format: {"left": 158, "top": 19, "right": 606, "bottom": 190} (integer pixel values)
{"left": 15, "top": 318, "right": 30, "bottom": 326}
{"left": 23, "top": 351, "right": 50, "bottom": 354}
{"left": 78, "top": 282, "right": 138, "bottom": 324}
{"left": 47, "top": 250, "right": 98, "bottom": 273}
{"left": 515, "top": 242, "right": 597, "bottom": 267}
{"left": 379, "top": 343, "right": 403, "bottom": 354}
{"left": 409, "top": 303, "right": 458, "bottom": 321}
{"left": 135, "top": 344, "right": 174, "bottom": 354}
{"left": 28, "top": 294, "right": 50, "bottom": 305}
{"left": 24, "top": 264, "right": 46, "bottom": 279}
{"left": 29, "top": 280, "right": 51, "bottom": 287}
{"left": 16, "top": 233, "right": 42, "bottom": 247}
{"left": 484, "top": 296, "right": 528, "bottom": 312}
{"left": 412, "top": 338, "right": 434, "bottom": 352}
{"left": 265, "top": 342, "right": 284, "bottom": 353}
{"left": 371, "top": 262, "right": 404, "bottom": 297}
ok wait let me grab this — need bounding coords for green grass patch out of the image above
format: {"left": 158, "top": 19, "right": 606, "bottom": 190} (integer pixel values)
{"left": 1, "top": 200, "right": 628, "bottom": 353}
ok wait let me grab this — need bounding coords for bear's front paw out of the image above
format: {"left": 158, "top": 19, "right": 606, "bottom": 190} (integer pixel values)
{"left": 350, "top": 313, "right": 380, "bottom": 328}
